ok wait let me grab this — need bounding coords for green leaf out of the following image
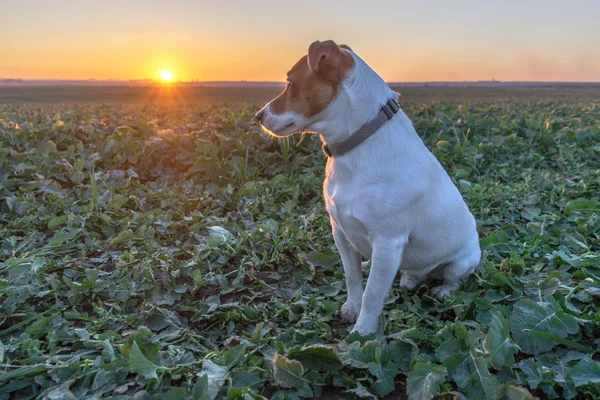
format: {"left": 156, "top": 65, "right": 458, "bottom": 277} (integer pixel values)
{"left": 340, "top": 340, "right": 380, "bottom": 368}
{"left": 564, "top": 198, "right": 598, "bottom": 215}
{"left": 444, "top": 350, "right": 501, "bottom": 400}
{"left": 122, "top": 326, "right": 160, "bottom": 361}
{"left": 288, "top": 344, "right": 342, "bottom": 372}
{"left": 25, "top": 314, "right": 56, "bottom": 337}
{"left": 517, "top": 359, "right": 542, "bottom": 390}
{"left": 193, "top": 374, "right": 212, "bottom": 400}
{"left": 223, "top": 343, "right": 247, "bottom": 368}
{"left": 110, "top": 229, "right": 134, "bottom": 246}
{"left": 47, "top": 215, "right": 68, "bottom": 230}
{"left": 92, "top": 368, "right": 115, "bottom": 391}
{"left": 198, "top": 360, "right": 229, "bottom": 399}
{"left": 509, "top": 296, "right": 579, "bottom": 354}
{"left": 231, "top": 370, "right": 263, "bottom": 388}
{"left": 523, "top": 329, "right": 595, "bottom": 354}
{"left": 407, "top": 362, "right": 447, "bottom": 400}
{"left": 303, "top": 249, "right": 338, "bottom": 268}
{"left": 343, "top": 382, "right": 377, "bottom": 399}
{"left": 102, "top": 339, "right": 116, "bottom": 362}
{"left": 226, "top": 387, "right": 268, "bottom": 400}
{"left": 504, "top": 385, "right": 535, "bottom": 400}
{"left": 207, "top": 226, "right": 235, "bottom": 246}
{"left": 128, "top": 341, "right": 158, "bottom": 380}
{"left": 570, "top": 357, "right": 600, "bottom": 387}
{"left": 272, "top": 354, "right": 305, "bottom": 389}
{"left": 368, "top": 360, "right": 399, "bottom": 397}
{"left": 384, "top": 339, "right": 415, "bottom": 372}
{"left": 0, "top": 364, "right": 48, "bottom": 382}
{"left": 483, "top": 311, "right": 519, "bottom": 369}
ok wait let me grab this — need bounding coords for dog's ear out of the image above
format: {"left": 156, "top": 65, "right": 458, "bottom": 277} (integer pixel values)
{"left": 308, "top": 40, "right": 341, "bottom": 73}
{"left": 339, "top": 44, "right": 352, "bottom": 51}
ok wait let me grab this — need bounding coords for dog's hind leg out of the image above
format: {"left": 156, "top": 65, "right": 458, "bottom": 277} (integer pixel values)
{"left": 430, "top": 250, "right": 480, "bottom": 300}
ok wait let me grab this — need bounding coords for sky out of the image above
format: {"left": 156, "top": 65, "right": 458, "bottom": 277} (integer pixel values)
{"left": 1, "top": 0, "right": 599, "bottom": 82}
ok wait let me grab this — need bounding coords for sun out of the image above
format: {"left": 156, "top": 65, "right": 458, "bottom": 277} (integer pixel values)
{"left": 160, "top": 70, "right": 173, "bottom": 82}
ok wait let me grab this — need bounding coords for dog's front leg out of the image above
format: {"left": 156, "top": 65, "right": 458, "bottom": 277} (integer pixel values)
{"left": 332, "top": 225, "right": 363, "bottom": 323}
{"left": 352, "top": 238, "right": 406, "bottom": 335}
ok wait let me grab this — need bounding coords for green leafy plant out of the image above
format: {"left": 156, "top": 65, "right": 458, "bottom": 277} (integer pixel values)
{"left": 1, "top": 93, "right": 599, "bottom": 398}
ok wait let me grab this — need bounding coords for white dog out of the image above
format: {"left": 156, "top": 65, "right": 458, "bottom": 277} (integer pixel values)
{"left": 256, "top": 40, "right": 481, "bottom": 335}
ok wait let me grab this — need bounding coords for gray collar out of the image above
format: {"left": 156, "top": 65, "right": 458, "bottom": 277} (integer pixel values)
{"left": 322, "top": 97, "right": 400, "bottom": 157}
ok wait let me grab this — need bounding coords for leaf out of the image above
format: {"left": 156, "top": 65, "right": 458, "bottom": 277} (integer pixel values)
{"left": 0, "top": 364, "right": 48, "bottom": 382}
{"left": 122, "top": 326, "right": 160, "bottom": 361}
{"left": 343, "top": 382, "right": 377, "bottom": 399}
{"left": 340, "top": 340, "right": 380, "bottom": 368}
{"left": 303, "top": 249, "right": 338, "bottom": 269}
{"left": 102, "top": 339, "right": 116, "bottom": 362}
{"left": 208, "top": 226, "right": 235, "bottom": 246}
{"left": 92, "top": 368, "right": 115, "bottom": 391}
{"left": 287, "top": 344, "right": 343, "bottom": 372}
{"left": 197, "top": 360, "right": 229, "bottom": 399}
{"left": 504, "top": 385, "right": 535, "bottom": 400}
{"left": 47, "top": 215, "right": 68, "bottom": 230}
{"left": 231, "top": 370, "right": 263, "bottom": 388}
{"left": 523, "top": 329, "right": 594, "bottom": 353}
{"left": 564, "top": 198, "right": 598, "bottom": 215}
{"left": 25, "top": 314, "right": 56, "bottom": 337}
{"left": 223, "top": 343, "right": 247, "bottom": 368}
{"left": 444, "top": 350, "right": 501, "bottom": 400}
{"left": 517, "top": 359, "right": 542, "bottom": 390}
{"left": 483, "top": 311, "right": 519, "bottom": 369}
{"left": 509, "top": 296, "right": 579, "bottom": 354}
{"left": 110, "top": 229, "right": 134, "bottom": 246}
{"left": 569, "top": 357, "right": 600, "bottom": 387}
{"left": 407, "top": 362, "right": 447, "bottom": 400}
{"left": 128, "top": 341, "right": 159, "bottom": 380}
{"left": 368, "top": 360, "right": 399, "bottom": 397}
{"left": 193, "top": 374, "right": 212, "bottom": 400}
{"left": 45, "top": 379, "right": 76, "bottom": 400}
{"left": 272, "top": 354, "right": 305, "bottom": 389}
{"left": 384, "top": 339, "right": 415, "bottom": 372}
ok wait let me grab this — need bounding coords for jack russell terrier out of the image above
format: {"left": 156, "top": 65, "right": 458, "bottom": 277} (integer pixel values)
{"left": 255, "top": 40, "right": 481, "bottom": 335}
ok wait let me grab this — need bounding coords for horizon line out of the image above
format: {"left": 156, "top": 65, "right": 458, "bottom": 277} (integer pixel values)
{"left": 2, "top": 79, "right": 600, "bottom": 85}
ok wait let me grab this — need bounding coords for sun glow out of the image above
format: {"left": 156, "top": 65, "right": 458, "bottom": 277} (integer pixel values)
{"left": 160, "top": 70, "right": 173, "bottom": 82}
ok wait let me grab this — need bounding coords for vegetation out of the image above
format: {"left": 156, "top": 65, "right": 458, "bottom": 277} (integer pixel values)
{"left": 1, "top": 92, "right": 600, "bottom": 399}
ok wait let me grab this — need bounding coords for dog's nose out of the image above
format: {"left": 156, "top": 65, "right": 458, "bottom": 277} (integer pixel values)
{"left": 255, "top": 109, "right": 264, "bottom": 123}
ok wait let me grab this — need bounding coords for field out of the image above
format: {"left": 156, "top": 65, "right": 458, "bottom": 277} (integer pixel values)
{"left": 1, "top": 87, "right": 600, "bottom": 399}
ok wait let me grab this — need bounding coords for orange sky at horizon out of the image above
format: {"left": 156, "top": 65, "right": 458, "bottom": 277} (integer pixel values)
{"left": 2, "top": 1, "right": 600, "bottom": 82}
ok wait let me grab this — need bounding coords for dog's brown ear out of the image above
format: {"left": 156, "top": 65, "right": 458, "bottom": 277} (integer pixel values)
{"left": 308, "top": 40, "right": 341, "bottom": 73}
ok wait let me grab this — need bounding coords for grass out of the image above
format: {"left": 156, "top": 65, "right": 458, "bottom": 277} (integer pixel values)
{"left": 1, "top": 89, "right": 600, "bottom": 399}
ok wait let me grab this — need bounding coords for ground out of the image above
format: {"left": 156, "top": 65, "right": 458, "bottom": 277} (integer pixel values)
{"left": 1, "top": 87, "right": 599, "bottom": 399}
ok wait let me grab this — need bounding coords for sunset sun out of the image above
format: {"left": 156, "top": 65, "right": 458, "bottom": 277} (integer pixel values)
{"left": 160, "top": 70, "right": 173, "bottom": 82}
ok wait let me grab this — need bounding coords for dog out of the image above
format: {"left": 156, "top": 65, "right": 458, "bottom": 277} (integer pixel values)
{"left": 255, "top": 40, "right": 481, "bottom": 335}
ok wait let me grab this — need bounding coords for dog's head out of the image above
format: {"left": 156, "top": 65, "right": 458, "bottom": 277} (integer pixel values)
{"left": 255, "top": 40, "right": 355, "bottom": 137}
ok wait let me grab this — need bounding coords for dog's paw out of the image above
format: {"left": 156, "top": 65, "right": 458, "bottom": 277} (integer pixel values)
{"left": 399, "top": 273, "right": 422, "bottom": 290}
{"left": 430, "top": 284, "right": 459, "bottom": 301}
{"left": 341, "top": 301, "right": 361, "bottom": 323}
{"left": 351, "top": 320, "right": 378, "bottom": 336}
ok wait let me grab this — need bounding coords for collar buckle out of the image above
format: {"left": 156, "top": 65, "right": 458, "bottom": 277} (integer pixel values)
{"left": 387, "top": 98, "right": 400, "bottom": 113}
